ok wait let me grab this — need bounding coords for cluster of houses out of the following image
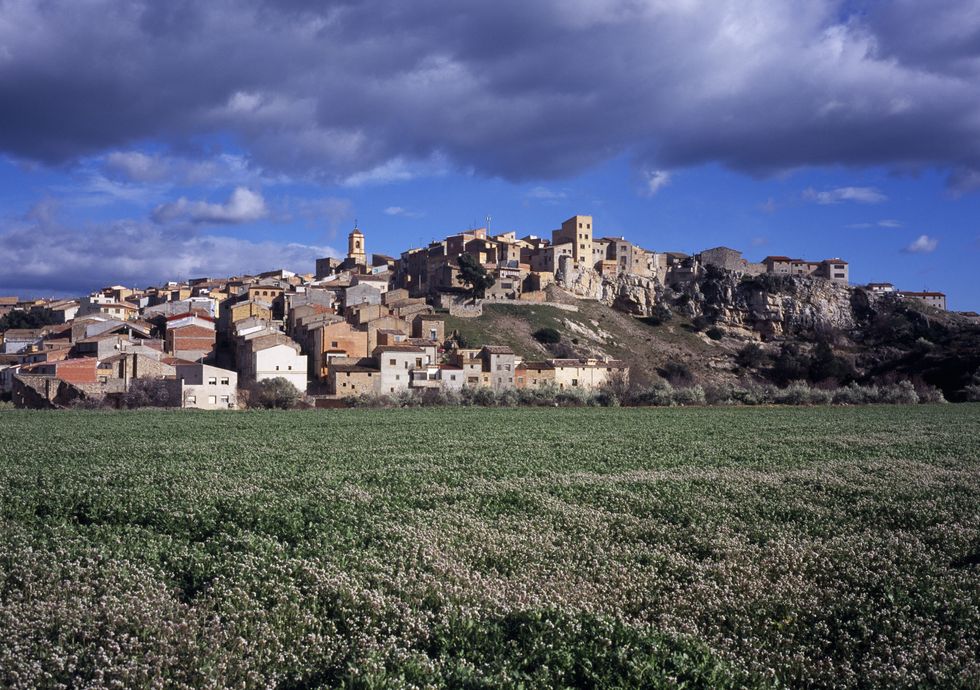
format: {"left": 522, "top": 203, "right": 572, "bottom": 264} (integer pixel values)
{"left": 0, "top": 214, "right": 960, "bottom": 409}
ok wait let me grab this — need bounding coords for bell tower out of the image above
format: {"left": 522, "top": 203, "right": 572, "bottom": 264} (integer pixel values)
{"left": 347, "top": 225, "right": 366, "bottom": 266}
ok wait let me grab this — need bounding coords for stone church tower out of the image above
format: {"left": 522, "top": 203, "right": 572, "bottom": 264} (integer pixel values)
{"left": 347, "top": 226, "right": 366, "bottom": 266}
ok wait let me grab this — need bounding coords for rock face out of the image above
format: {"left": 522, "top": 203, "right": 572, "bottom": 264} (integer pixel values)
{"left": 558, "top": 266, "right": 857, "bottom": 338}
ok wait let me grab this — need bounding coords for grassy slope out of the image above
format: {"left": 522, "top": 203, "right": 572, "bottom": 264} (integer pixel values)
{"left": 444, "top": 299, "right": 725, "bottom": 386}
{"left": 1, "top": 406, "right": 979, "bottom": 688}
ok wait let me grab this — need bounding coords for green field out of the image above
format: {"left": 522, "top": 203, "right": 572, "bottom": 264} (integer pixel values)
{"left": 1, "top": 406, "right": 979, "bottom": 689}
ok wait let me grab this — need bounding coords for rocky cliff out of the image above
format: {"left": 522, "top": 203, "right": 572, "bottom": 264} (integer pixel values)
{"left": 559, "top": 266, "right": 857, "bottom": 338}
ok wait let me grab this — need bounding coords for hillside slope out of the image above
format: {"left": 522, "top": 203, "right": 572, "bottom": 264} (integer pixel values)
{"left": 443, "top": 271, "right": 980, "bottom": 399}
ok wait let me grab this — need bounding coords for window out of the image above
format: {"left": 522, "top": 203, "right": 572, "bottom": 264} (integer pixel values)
{"left": 504, "top": 364, "right": 511, "bottom": 371}
{"left": 220, "top": 377, "right": 229, "bottom": 385}
{"left": 416, "top": 358, "right": 423, "bottom": 367}
{"left": 186, "top": 395, "right": 197, "bottom": 404}
{"left": 496, "top": 364, "right": 502, "bottom": 371}
{"left": 331, "top": 341, "right": 338, "bottom": 347}
{"left": 572, "top": 379, "right": 579, "bottom": 387}
{"left": 208, "top": 377, "right": 217, "bottom": 385}
{"left": 429, "top": 329, "right": 437, "bottom": 340}
{"left": 389, "top": 358, "right": 396, "bottom": 366}
{"left": 275, "top": 365, "right": 280, "bottom": 370}
{"left": 220, "top": 395, "right": 229, "bottom": 403}
{"left": 287, "top": 365, "right": 292, "bottom": 370}
{"left": 395, "top": 374, "right": 400, "bottom": 380}
{"left": 208, "top": 396, "right": 217, "bottom": 405}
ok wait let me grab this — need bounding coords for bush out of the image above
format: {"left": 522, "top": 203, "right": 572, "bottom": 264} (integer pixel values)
{"left": 772, "top": 344, "right": 810, "bottom": 385}
{"left": 964, "top": 370, "right": 980, "bottom": 402}
{"left": 706, "top": 327, "right": 724, "bottom": 341}
{"left": 915, "top": 384, "right": 946, "bottom": 404}
{"left": 461, "top": 386, "right": 496, "bottom": 407}
{"left": 690, "top": 315, "right": 710, "bottom": 332}
{"left": 532, "top": 327, "right": 561, "bottom": 344}
{"left": 252, "top": 377, "right": 302, "bottom": 409}
{"left": 630, "top": 381, "right": 674, "bottom": 406}
{"left": 123, "top": 378, "right": 176, "bottom": 409}
{"left": 833, "top": 383, "right": 879, "bottom": 405}
{"left": 589, "top": 389, "right": 621, "bottom": 407}
{"left": 879, "top": 381, "right": 920, "bottom": 405}
{"left": 555, "top": 388, "right": 589, "bottom": 407}
{"left": 659, "top": 361, "right": 694, "bottom": 387}
{"left": 735, "top": 343, "right": 768, "bottom": 370}
{"left": 808, "top": 342, "right": 856, "bottom": 384}
{"left": 672, "top": 385, "right": 706, "bottom": 406}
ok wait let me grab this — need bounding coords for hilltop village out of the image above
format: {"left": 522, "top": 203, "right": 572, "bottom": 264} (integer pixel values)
{"left": 0, "top": 214, "right": 961, "bottom": 409}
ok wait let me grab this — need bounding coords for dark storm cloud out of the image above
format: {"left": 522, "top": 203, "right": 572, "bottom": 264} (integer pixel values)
{"left": 1, "top": 0, "right": 979, "bottom": 185}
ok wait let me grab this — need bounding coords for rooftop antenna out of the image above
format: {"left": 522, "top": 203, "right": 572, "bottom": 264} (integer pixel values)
{"left": 486, "top": 215, "right": 492, "bottom": 235}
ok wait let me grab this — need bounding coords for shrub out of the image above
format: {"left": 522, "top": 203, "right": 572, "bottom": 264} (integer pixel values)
{"left": 659, "top": 361, "right": 694, "bottom": 387}
{"left": 251, "top": 377, "right": 302, "bottom": 409}
{"left": 532, "top": 327, "right": 561, "bottom": 344}
{"left": 589, "top": 389, "right": 621, "bottom": 407}
{"left": 915, "top": 384, "right": 947, "bottom": 404}
{"left": 556, "top": 388, "right": 589, "bottom": 407}
{"left": 833, "top": 383, "right": 878, "bottom": 405}
{"left": 772, "top": 344, "right": 810, "bottom": 385}
{"left": 461, "top": 386, "right": 496, "bottom": 407}
{"left": 672, "top": 385, "right": 706, "bottom": 406}
{"left": 631, "top": 380, "right": 674, "bottom": 406}
{"left": 879, "top": 381, "right": 920, "bottom": 405}
{"left": 496, "top": 388, "right": 520, "bottom": 407}
{"left": 123, "top": 378, "right": 176, "bottom": 409}
{"left": 735, "top": 343, "right": 768, "bottom": 370}
{"left": 690, "top": 315, "right": 710, "bottom": 332}
{"left": 706, "top": 327, "right": 724, "bottom": 341}
{"left": 808, "top": 342, "right": 856, "bottom": 384}
{"left": 775, "top": 381, "right": 812, "bottom": 405}
{"left": 964, "top": 370, "right": 980, "bottom": 402}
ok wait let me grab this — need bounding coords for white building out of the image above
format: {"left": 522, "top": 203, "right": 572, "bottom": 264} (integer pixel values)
{"left": 374, "top": 344, "right": 431, "bottom": 394}
{"left": 248, "top": 334, "right": 308, "bottom": 392}
{"left": 175, "top": 362, "right": 238, "bottom": 409}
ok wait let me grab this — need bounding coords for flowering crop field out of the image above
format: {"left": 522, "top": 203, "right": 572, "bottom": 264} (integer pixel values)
{"left": 1, "top": 405, "right": 979, "bottom": 689}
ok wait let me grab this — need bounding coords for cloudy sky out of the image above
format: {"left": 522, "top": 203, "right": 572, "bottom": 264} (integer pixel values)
{"left": 1, "top": 0, "right": 979, "bottom": 308}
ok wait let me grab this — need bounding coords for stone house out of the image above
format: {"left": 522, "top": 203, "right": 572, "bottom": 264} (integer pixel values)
{"left": 375, "top": 344, "right": 431, "bottom": 394}
{"left": 516, "top": 361, "right": 556, "bottom": 388}
{"left": 479, "top": 345, "right": 517, "bottom": 390}
{"left": 327, "top": 359, "right": 380, "bottom": 396}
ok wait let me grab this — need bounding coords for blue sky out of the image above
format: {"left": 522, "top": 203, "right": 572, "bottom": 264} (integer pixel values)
{"left": 1, "top": 1, "right": 979, "bottom": 309}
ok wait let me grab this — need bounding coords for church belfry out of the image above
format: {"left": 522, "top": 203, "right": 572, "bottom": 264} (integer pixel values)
{"left": 348, "top": 225, "right": 366, "bottom": 266}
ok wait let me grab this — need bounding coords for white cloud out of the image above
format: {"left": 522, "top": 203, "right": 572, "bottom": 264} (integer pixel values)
{"left": 903, "top": 234, "right": 938, "bottom": 254}
{"left": 525, "top": 186, "right": 567, "bottom": 202}
{"left": 384, "top": 206, "right": 424, "bottom": 218}
{"left": 0, "top": 216, "right": 338, "bottom": 294}
{"left": 803, "top": 186, "right": 887, "bottom": 204}
{"left": 152, "top": 187, "right": 268, "bottom": 225}
{"left": 343, "top": 159, "right": 415, "bottom": 187}
{"left": 847, "top": 219, "right": 904, "bottom": 229}
{"left": 642, "top": 170, "right": 672, "bottom": 196}
{"left": 105, "top": 151, "right": 171, "bottom": 183}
